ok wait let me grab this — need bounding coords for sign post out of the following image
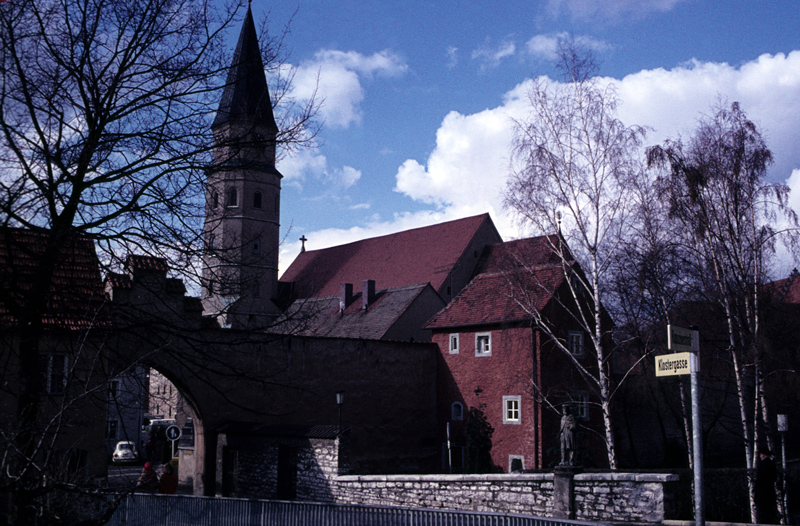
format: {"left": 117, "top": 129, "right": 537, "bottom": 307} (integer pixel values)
{"left": 660, "top": 325, "right": 703, "bottom": 526}
{"left": 165, "top": 424, "right": 181, "bottom": 460}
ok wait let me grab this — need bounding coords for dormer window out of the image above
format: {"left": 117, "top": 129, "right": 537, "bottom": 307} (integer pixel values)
{"left": 227, "top": 187, "right": 238, "bottom": 207}
{"left": 253, "top": 190, "right": 263, "bottom": 209}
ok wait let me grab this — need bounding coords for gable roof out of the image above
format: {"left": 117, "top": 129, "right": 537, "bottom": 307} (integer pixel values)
{"left": 425, "top": 235, "right": 568, "bottom": 330}
{"left": 0, "top": 228, "right": 107, "bottom": 329}
{"left": 276, "top": 283, "right": 434, "bottom": 340}
{"left": 280, "top": 213, "right": 498, "bottom": 299}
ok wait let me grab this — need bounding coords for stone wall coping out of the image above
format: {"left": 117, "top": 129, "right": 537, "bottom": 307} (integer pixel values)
{"left": 574, "top": 472, "right": 679, "bottom": 482}
{"left": 337, "top": 473, "right": 554, "bottom": 483}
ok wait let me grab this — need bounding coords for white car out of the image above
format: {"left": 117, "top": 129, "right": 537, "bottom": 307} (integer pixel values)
{"left": 112, "top": 441, "right": 138, "bottom": 463}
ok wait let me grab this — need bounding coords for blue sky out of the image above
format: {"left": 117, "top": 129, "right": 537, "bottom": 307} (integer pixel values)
{"left": 247, "top": 0, "right": 800, "bottom": 274}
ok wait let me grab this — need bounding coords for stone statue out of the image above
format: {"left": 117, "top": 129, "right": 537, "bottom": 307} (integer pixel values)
{"left": 559, "top": 404, "right": 576, "bottom": 466}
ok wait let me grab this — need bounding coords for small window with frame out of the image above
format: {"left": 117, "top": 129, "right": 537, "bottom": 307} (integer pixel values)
{"left": 253, "top": 190, "right": 263, "bottom": 209}
{"left": 503, "top": 395, "right": 521, "bottom": 424}
{"left": 475, "top": 333, "right": 491, "bottom": 357}
{"left": 449, "top": 333, "right": 459, "bottom": 354}
{"left": 573, "top": 391, "right": 589, "bottom": 420}
{"left": 451, "top": 401, "right": 463, "bottom": 421}
{"left": 568, "top": 330, "right": 584, "bottom": 357}
{"left": 227, "top": 187, "right": 238, "bottom": 207}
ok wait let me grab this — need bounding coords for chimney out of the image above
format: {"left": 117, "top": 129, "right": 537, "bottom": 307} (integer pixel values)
{"left": 362, "top": 279, "right": 376, "bottom": 310}
{"left": 339, "top": 283, "right": 353, "bottom": 312}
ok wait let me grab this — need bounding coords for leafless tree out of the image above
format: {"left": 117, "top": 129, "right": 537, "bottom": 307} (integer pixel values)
{"left": 0, "top": 0, "right": 319, "bottom": 522}
{"left": 505, "top": 41, "right": 646, "bottom": 469}
{"left": 648, "top": 101, "right": 799, "bottom": 521}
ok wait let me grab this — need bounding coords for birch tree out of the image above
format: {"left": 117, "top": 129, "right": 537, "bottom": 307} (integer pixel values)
{"left": 648, "top": 101, "right": 798, "bottom": 521}
{"left": 505, "top": 43, "right": 645, "bottom": 469}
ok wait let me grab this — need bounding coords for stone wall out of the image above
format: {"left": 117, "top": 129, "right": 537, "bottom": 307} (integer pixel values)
{"left": 325, "top": 473, "right": 678, "bottom": 522}
{"left": 226, "top": 433, "right": 678, "bottom": 522}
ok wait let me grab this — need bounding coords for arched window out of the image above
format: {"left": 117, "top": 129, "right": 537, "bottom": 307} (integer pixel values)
{"left": 252, "top": 238, "right": 261, "bottom": 256}
{"left": 211, "top": 190, "right": 219, "bottom": 209}
{"left": 253, "top": 190, "right": 263, "bottom": 209}
{"left": 227, "top": 187, "right": 237, "bottom": 207}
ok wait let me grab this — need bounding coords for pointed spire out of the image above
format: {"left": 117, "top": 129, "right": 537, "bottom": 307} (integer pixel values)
{"left": 213, "top": 6, "right": 278, "bottom": 131}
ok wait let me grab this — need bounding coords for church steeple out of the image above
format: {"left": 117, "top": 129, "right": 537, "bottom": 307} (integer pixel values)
{"left": 202, "top": 5, "right": 283, "bottom": 329}
{"left": 212, "top": 6, "right": 278, "bottom": 133}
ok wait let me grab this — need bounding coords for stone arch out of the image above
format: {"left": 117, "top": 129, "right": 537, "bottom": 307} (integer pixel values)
{"left": 138, "top": 362, "right": 209, "bottom": 495}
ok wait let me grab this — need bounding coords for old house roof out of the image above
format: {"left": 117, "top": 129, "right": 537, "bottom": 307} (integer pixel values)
{"left": 766, "top": 269, "right": 800, "bottom": 303}
{"left": 212, "top": 5, "right": 277, "bottom": 132}
{"left": 425, "top": 235, "right": 569, "bottom": 329}
{"left": 0, "top": 228, "right": 107, "bottom": 329}
{"left": 280, "top": 213, "right": 497, "bottom": 299}
{"left": 276, "top": 283, "right": 434, "bottom": 340}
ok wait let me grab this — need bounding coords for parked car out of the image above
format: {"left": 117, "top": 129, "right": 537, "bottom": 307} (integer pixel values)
{"left": 112, "top": 440, "right": 138, "bottom": 463}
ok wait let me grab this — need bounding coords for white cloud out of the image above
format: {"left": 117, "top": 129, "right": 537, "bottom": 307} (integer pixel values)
{"left": 446, "top": 46, "right": 459, "bottom": 69}
{"left": 277, "top": 150, "right": 361, "bottom": 190}
{"left": 547, "top": 0, "right": 689, "bottom": 21}
{"left": 471, "top": 40, "right": 517, "bottom": 71}
{"left": 284, "top": 50, "right": 800, "bottom": 273}
{"left": 291, "top": 49, "right": 408, "bottom": 129}
{"left": 526, "top": 33, "right": 610, "bottom": 61}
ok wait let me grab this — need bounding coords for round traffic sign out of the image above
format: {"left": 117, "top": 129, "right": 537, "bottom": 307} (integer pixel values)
{"left": 165, "top": 424, "right": 182, "bottom": 441}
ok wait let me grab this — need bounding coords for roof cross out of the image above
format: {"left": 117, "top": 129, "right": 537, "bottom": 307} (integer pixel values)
{"left": 299, "top": 235, "right": 307, "bottom": 253}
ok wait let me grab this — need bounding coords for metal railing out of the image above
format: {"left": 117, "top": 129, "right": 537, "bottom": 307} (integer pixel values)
{"left": 107, "top": 494, "right": 608, "bottom": 526}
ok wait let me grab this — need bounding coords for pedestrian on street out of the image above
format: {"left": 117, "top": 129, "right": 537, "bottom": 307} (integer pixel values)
{"left": 136, "top": 462, "right": 158, "bottom": 493}
{"left": 755, "top": 447, "right": 779, "bottom": 524}
{"left": 159, "top": 463, "right": 179, "bottom": 494}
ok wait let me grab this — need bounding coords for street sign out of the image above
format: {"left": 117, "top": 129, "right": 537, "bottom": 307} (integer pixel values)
{"left": 668, "top": 324, "right": 698, "bottom": 352}
{"left": 655, "top": 352, "right": 693, "bottom": 377}
{"left": 165, "top": 424, "right": 181, "bottom": 442}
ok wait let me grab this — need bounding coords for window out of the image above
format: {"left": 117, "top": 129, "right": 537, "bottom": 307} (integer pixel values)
{"left": 253, "top": 190, "right": 263, "bottom": 209}
{"left": 449, "top": 333, "right": 459, "bottom": 354}
{"left": 211, "top": 190, "right": 219, "bottom": 209}
{"left": 475, "top": 333, "right": 491, "bottom": 356}
{"left": 503, "top": 396, "right": 521, "bottom": 424}
{"left": 227, "top": 187, "right": 238, "bottom": 207}
{"left": 573, "top": 391, "right": 589, "bottom": 420}
{"left": 509, "top": 455, "right": 524, "bottom": 472}
{"left": 106, "top": 420, "right": 118, "bottom": 440}
{"left": 451, "top": 402, "right": 463, "bottom": 421}
{"left": 568, "top": 330, "right": 584, "bottom": 357}
{"left": 252, "top": 238, "right": 261, "bottom": 255}
{"left": 207, "top": 233, "right": 216, "bottom": 251}
{"left": 109, "top": 380, "right": 118, "bottom": 399}
{"left": 45, "top": 354, "right": 68, "bottom": 395}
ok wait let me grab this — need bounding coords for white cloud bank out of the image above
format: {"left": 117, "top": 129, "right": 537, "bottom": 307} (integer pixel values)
{"left": 282, "top": 51, "right": 800, "bottom": 274}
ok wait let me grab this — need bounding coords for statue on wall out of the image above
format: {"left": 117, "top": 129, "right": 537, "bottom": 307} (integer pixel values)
{"left": 559, "top": 404, "right": 577, "bottom": 466}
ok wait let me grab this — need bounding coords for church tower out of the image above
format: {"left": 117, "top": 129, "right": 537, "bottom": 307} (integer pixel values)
{"left": 202, "top": 5, "right": 282, "bottom": 328}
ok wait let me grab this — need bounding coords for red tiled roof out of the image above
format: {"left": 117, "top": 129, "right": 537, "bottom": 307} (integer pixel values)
{"left": 0, "top": 228, "right": 107, "bottom": 329}
{"left": 425, "top": 268, "right": 565, "bottom": 329}
{"left": 276, "top": 283, "right": 432, "bottom": 340}
{"left": 426, "top": 235, "right": 568, "bottom": 329}
{"left": 280, "top": 214, "right": 495, "bottom": 298}
{"left": 126, "top": 255, "right": 169, "bottom": 272}
{"left": 765, "top": 270, "right": 800, "bottom": 304}
{"left": 476, "top": 234, "right": 570, "bottom": 274}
